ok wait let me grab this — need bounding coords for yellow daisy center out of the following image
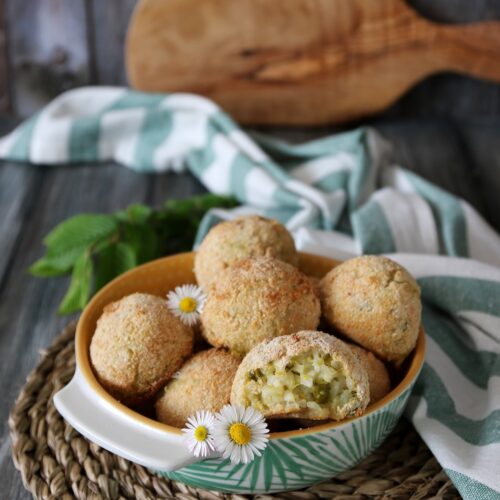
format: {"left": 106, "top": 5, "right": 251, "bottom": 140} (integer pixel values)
{"left": 193, "top": 425, "right": 208, "bottom": 442}
{"left": 179, "top": 297, "right": 197, "bottom": 313}
{"left": 229, "top": 423, "right": 252, "bottom": 445}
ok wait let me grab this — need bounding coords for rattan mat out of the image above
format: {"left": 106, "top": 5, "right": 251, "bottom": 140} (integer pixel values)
{"left": 9, "top": 322, "right": 460, "bottom": 500}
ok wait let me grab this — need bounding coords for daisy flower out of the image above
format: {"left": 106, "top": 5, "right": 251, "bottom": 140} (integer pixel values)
{"left": 213, "top": 405, "right": 269, "bottom": 464}
{"left": 182, "top": 410, "right": 216, "bottom": 458}
{"left": 167, "top": 284, "right": 207, "bottom": 326}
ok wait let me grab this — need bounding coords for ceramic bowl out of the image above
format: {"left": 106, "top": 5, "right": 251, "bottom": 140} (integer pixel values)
{"left": 54, "top": 251, "right": 425, "bottom": 494}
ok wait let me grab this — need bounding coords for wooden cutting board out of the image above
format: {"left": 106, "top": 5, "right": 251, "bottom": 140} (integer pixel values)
{"left": 126, "top": 0, "right": 500, "bottom": 126}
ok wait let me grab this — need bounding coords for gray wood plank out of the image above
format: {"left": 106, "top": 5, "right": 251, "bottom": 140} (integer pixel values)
{"left": 5, "top": 0, "right": 91, "bottom": 118}
{"left": 457, "top": 117, "right": 500, "bottom": 231}
{"left": 88, "top": 0, "right": 136, "bottom": 86}
{"left": 0, "top": 164, "right": 41, "bottom": 288}
{"left": 409, "top": 0, "right": 500, "bottom": 23}
{"left": 0, "top": 163, "right": 150, "bottom": 500}
{"left": 374, "top": 119, "right": 489, "bottom": 218}
{"left": 0, "top": 0, "right": 11, "bottom": 113}
{"left": 148, "top": 172, "right": 207, "bottom": 207}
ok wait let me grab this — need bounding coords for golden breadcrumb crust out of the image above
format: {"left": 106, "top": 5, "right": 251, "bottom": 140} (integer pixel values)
{"left": 201, "top": 257, "right": 320, "bottom": 355}
{"left": 231, "top": 331, "right": 369, "bottom": 420}
{"left": 90, "top": 293, "right": 193, "bottom": 405}
{"left": 155, "top": 348, "right": 241, "bottom": 427}
{"left": 348, "top": 344, "right": 391, "bottom": 404}
{"left": 320, "top": 256, "right": 421, "bottom": 365}
{"left": 194, "top": 215, "right": 298, "bottom": 290}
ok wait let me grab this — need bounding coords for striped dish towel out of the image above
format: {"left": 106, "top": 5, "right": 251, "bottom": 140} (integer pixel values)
{"left": 1, "top": 87, "right": 499, "bottom": 498}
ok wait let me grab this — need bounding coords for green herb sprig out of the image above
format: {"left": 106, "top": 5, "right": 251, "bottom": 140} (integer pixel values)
{"left": 29, "top": 194, "right": 238, "bottom": 315}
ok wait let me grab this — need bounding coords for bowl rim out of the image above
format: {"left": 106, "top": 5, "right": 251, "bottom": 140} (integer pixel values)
{"left": 76, "top": 251, "right": 425, "bottom": 440}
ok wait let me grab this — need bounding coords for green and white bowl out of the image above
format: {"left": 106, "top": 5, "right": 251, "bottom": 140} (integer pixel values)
{"left": 54, "top": 252, "right": 425, "bottom": 494}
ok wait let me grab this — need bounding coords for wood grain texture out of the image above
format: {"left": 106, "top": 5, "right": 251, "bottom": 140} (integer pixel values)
{"left": 126, "top": 0, "right": 500, "bottom": 125}
{"left": 0, "top": 0, "right": 10, "bottom": 113}
{"left": 2, "top": 0, "right": 499, "bottom": 120}
{"left": 88, "top": 0, "right": 136, "bottom": 86}
{"left": 458, "top": 117, "right": 500, "bottom": 231}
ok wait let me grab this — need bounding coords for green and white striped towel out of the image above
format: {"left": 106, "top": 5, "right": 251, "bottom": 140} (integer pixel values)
{"left": 1, "top": 87, "right": 499, "bottom": 498}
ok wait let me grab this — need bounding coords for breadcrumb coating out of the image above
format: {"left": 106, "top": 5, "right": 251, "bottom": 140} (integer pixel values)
{"left": 156, "top": 348, "right": 241, "bottom": 427}
{"left": 320, "top": 256, "right": 421, "bottom": 365}
{"left": 348, "top": 344, "right": 391, "bottom": 404}
{"left": 201, "top": 257, "right": 320, "bottom": 355}
{"left": 194, "top": 215, "right": 298, "bottom": 290}
{"left": 90, "top": 293, "right": 193, "bottom": 405}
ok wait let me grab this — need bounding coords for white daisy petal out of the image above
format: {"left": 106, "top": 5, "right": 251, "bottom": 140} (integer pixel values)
{"left": 212, "top": 404, "right": 269, "bottom": 464}
{"left": 230, "top": 445, "right": 242, "bottom": 463}
{"left": 166, "top": 284, "right": 207, "bottom": 326}
{"left": 234, "top": 405, "right": 245, "bottom": 422}
{"left": 241, "top": 410, "right": 254, "bottom": 426}
{"left": 182, "top": 410, "right": 217, "bottom": 458}
{"left": 240, "top": 446, "right": 248, "bottom": 464}
{"left": 219, "top": 404, "right": 235, "bottom": 422}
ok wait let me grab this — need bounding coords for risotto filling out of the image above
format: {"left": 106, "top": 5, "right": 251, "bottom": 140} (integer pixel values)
{"left": 243, "top": 351, "right": 359, "bottom": 419}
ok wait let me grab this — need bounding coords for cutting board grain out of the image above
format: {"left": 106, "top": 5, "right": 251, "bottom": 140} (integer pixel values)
{"left": 126, "top": 0, "right": 500, "bottom": 125}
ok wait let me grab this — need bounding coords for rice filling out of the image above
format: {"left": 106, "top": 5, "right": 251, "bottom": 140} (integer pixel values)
{"left": 243, "top": 350, "right": 359, "bottom": 419}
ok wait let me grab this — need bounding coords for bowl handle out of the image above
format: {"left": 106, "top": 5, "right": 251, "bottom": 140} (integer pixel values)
{"left": 53, "top": 369, "right": 202, "bottom": 471}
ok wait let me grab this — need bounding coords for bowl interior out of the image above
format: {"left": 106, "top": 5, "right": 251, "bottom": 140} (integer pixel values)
{"left": 76, "top": 251, "right": 425, "bottom": 438}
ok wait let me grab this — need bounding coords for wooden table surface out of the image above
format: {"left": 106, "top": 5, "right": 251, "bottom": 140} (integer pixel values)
{"left": 1, "top": 116, "right": 499, "bottom": 499}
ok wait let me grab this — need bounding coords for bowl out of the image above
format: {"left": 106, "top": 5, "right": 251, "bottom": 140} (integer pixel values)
{"left": 54, "top": 252, "right": 425, "bottom": 494}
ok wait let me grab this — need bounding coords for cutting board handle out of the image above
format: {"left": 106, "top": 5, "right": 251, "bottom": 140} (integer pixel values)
{"left": 436, "top": 21, "right": 500, "bottom": 81}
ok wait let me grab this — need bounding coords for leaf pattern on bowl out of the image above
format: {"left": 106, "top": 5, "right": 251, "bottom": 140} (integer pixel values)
{"left": 162, "top": 384, "right": 413, "bottom": 493}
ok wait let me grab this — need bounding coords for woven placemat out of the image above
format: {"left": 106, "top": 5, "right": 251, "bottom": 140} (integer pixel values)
{"left": 9, "top": 323, "right": 460, "bottom": 500}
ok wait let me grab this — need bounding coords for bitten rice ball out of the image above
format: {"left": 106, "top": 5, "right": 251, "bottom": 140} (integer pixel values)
{"left": 349, "top": 344, "right": 391, "bottom": 404}
{"left": 90, "top": 293, "right": 194, "bottom": 405}
{"left": 320, "top": 256, "right": 421, "bottom": 365}
{"left": 155, "top": 349, "right": 241, "bottom": 427}
{"left": 231, "top": 331, "right": 370, "bottom": 421}
{"left": 194, "top": 215, "right": 298, "bottom": 289}
{"left": 201, "top": 257, "right": 321, "bottom": 355}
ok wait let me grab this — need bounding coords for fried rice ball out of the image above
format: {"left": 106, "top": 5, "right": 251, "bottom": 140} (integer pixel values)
{"left": 349, "top": 344, "right": 391, "bottom": 404}
{"left": 194, "top": 215, "right": 298, "bottom": 289}
{"left": 231, "top": 331, "right": 369, "bottom": 421}
{"left": 155, "top": 348, "right": 241, "bottom": 427}
{"left": 90, "top": 293, "right": 193, "bottom": 405}
{"left": 320, "top": 256, "right": 421, "bottom": 365}
{"left": 201, "top": 257, "right": 320, "bottom": 355}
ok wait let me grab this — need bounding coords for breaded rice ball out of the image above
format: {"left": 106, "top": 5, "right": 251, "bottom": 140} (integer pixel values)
{"left": 201, "top": 257, "right": 320, "bottom": 355}
{"left": 231, "top": 331, "right": 369, "bottom": 421}
{"left": 194, "top": 215, "right": 298, "bottom": 289}
{"left": 320, "top": 256, "right": 421, "bottom": 365}
{"left": 155, "top": 349, "right": 241, "bottom": 427}
{"left": 90, "top": 293, "right": 193, "bottom": 405}
{"left": 349, "top": 344, "right": 391, "bottom": 404}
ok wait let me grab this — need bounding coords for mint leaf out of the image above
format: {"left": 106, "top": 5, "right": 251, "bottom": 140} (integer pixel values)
{"left": 58, "top": 250, "right": 93, "bottom": 315}
{"left": 126, "top": 204, "right": 153, "bottom": 223}
{"left": 122, "top": 223, "right": 158, "bottom": 264}
{"left": 29, "top": 214, "right": 118, "bottom": 277}
{"left": 44, "top": 214, "right": 118, "bottom": 254}
{"left": 29, "top": 248, "right": 89, "bottom": 276}
{"left": 30, "top": 194, "right": 239, "bottom": 315}
{"left": 115, "top": 204, "right": 153, "bottom": 224}
{"left": 29, "top": 256, "right": 71, "bottom": 277}
{"left": 94, "top": 242, "right": 137, "bottom": 292}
